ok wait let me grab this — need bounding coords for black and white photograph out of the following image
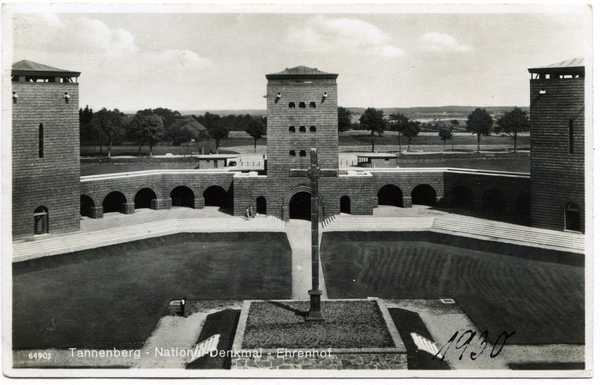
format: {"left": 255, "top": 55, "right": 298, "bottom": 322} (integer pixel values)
{"left": 2, "top": 2, "right": 594, "bottom": 379}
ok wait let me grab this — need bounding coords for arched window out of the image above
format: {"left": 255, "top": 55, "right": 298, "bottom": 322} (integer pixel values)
{"left": 565, "top": 202, "right": 581, "bottom": 232}
{"left": 309, "top": 102, "right": 316, "bottom": 108}
{"left": 289, "top": 150, "right": 296, "bottom": 156}
{"left": 39, "top": 123, "right": 44, "bottom": 158}
{"left": 289, "top": 102, "right": 295, "bottom": 108}
{"left": 33, "top": 206, "right": 49, "bottom": 235}
{"left": 289, "top": 126, "right": 295, "bottom": 132}
{"left": 340, "top": 196, "right": 351, "bottom": 214}
{"left": 310, "top": 126, "right": 317, "bottom": 132}
{"left": 569, "top": 119, "right": 574, "bottom": 154}
{"left": 299, "top": 102, "right": 306, "bottom": 109}
{"left": 299, "top": 126, "right": 306, "bottom": 133}
{"left": 299, "top": 150, "right": 307, "bottom": 157}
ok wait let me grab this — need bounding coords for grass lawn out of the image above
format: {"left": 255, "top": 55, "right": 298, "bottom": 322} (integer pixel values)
{"left": 13, "top": 232, "right": 291, "bottom": 350}
{"left": 242, "top": 300, "right": 394, "bottom": 349}
{"left": 321, "top": 232, "right": 584, "bottom": 345}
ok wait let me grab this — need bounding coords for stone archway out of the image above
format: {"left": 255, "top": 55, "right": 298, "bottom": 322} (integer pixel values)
{"left": 290, "top": 192, "right": 311, "bottom": 220}
{"left": 103, "top": 191, "right": 127, "bottom": 214}
{"left": 171, "top": 186, "right": 195, "bottom": 208}
{"left": 281, "top": 185, "right": 324, "bottom": 221}
{"left": 377, "top": 184, "right": 403, "bottom": 207}
{"left": 411, "top": 184, "right": 437, "bottom": 207}
{"left": 80, "top": 195, "right": 95, "bottom": 217}
{"left": 134, "top": 188, "right": 157, "bottom": 209}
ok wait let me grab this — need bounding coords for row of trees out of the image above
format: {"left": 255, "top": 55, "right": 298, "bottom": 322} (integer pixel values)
{"left": 79, "top": 107, "right": 267, "bottom": 156}
{"left": 338, "top": 106, "right": 530, "bottom": 153}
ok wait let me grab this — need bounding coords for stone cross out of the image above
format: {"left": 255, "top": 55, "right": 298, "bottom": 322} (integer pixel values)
{"left": 290, "top": 148, "right": 338, "bottom": 321}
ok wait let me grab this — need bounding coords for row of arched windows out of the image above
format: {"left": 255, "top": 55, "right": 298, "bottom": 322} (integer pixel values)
{"left": 288, "top": 126, "right": 317, "bottom": 133}
{"left": 289, "top": 102, "right": 317, "bottom": 109}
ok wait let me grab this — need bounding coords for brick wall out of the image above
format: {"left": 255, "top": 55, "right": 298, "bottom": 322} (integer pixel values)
{"left": 530, "top": 77, "right": 585, "bottom": 232}
{"left": 12, "top": 81, "right": 80, "bottom": 239}
{"left": 266, "top": 77, "right": 338, "bottom": 177}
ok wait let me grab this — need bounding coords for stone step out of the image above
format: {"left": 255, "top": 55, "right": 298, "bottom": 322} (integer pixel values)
{"left": 12, "top": 218, "right": 283, "bottom": 262}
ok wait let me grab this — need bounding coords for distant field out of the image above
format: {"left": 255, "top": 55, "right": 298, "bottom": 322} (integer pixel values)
{"left": 82, "top": 132, "right": 528, "bottom": 157}
{"left": 321, "top": 232, "right": 584, "bottom": 345}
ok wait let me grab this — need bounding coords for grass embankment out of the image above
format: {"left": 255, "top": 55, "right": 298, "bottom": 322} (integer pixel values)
{"left": 321, "top": 232, "right": 584, "bottom": 345}
{"left": 13, "top": 232, "right": 291, "bottom": 350}
{"left": 242, "top": 301, "right": 394, "bottom": 349}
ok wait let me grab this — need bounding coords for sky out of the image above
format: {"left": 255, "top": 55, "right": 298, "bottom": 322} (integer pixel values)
{"left": 6, "top": 4, "right": 592, "bottom": 113}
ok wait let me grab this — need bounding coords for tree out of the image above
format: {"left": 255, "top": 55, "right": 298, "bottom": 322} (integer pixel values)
{"left": 127, "top": 112, "right": 165, "bottom": 156}
{"left": 450, "top": 119, "right": 460, "bottom": 126}
{"left": 244, "top": 118, "right": 266, "bottom": 153}
{"left": 402, "top": 120, "right": 421, "bottom": 152}
{"left": 95, "top": 108, "right": 126, "bottom": 157}
{"left": 439, "top": 128, "right": 453, "bottom": 150}
{"left": 388, "top": 113, "right": 409, "bottom": 154}
{"left": 359, "top": 107, "right": 386, "bottom": 152}
{"left": 466, "top": 108, "right": 494, "bottom": 152}
{"left": 495, "top": 107, "right": 530, "bottom": 152}
{"left": 208, "top": 123, "right": 229, "bottom": 153}
{"left": 338, "top": 106, "right": 353, "bottom": 132}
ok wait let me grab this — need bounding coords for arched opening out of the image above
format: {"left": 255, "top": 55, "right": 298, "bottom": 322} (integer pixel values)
{"left": 134, "top": 188, "right": 157, "bottom": 209}
{"left": 80, "top": 195, "right": 95, "bottom": 217}
{"left": 514, "top": 191, "right": 531, "bottom": 225}
{"left": 565, "top": 202, "right": 581, "bottom": 232}
{"left": 450, "top": 185, "right": 473, "bottom": 210}
{"left": 340, "top": 196, "right": 351, "bottom": 214}
{"left": 103, "top": 191, "right": 127, "bottom": 214}
{"left": 290, "top": 191, "right": 311, "bottom": 220}
{"left": 310, "top": 126, "right": 316, "bottom": 132}
{"left": 289, "top": 102, "right": 295, "bottom": 108}
{"left": 411, "top": 184, "right": 437, "bottom": 207}
{"left": 256, "top": 196, "right": 267, "bottom": 215}
{"left": 171, "top": 186, "right": 195, "bottom": 208}
{"left": 299, "top": 150, "right": 307, "bottom": 157}
{"left": 299, "top": 102, "right": 306, "bottom": 109}
{"left": 203, "top": 186, "right": 228, "bottom": 207}
{"left": 309, "top": 102, "right": 316, "bottom": 108}
{"left": 33, "top": 206, "right": 49, "bottom": 234}
{"left": 289, "top": 126, "right": 295, "bottom": 132}
{"left": 299, "top": 126, "right": 306, "bottom": 133}
{"left": 377, "top": 184, "right": 403, "bottom": 207}
{"left": 481, "top": 188, "right": 507, "bottom": 217}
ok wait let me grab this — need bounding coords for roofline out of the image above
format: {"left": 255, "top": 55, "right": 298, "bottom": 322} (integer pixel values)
{"left": 266, "top": 73, "right": 338, "bottom": 80}
{"left": 527, "top": 66, "right": 584, "bottom": 74}
{"left": 12, "top": 69, "right": 81, "bottom": 77}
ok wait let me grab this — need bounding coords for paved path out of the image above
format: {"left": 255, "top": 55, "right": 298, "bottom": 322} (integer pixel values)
{"left": 285, "top": 219, "right": 328, "bottom": 300}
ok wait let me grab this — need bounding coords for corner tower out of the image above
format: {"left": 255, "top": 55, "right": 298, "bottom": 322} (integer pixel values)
{"left": 528, "top": 58, "right": 585, "bottom": 233}
{"left": 266, "top": 66, "right": 339, "bottom": 176}
{"left": 11, "top": 60, "right": 81, "bottom": 239}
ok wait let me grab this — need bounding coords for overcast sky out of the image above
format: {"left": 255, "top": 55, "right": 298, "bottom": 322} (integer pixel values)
{"left": 8, "top": 4, "right": 592, "bottom": 113}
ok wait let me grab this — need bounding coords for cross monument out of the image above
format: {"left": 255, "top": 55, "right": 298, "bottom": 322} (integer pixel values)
{"left": 290, "top": 148, "right": 338, "bottom": 321}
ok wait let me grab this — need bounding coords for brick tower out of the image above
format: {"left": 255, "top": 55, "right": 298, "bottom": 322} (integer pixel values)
{"left": 11, "top": 60, "right": 81, "bottom": 239}
{"left": 528, "top": 58, "right": 585, "bottom": 233}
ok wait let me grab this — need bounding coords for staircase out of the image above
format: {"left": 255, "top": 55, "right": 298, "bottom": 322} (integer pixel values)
{"left": 12, "top": 217, "right": 285, "bottom": 262}
{"left": 431, "top": 217, "right": 585, "bottom": 253}
{"left": 323, "top": 216, "right": 435, "bottom": 232}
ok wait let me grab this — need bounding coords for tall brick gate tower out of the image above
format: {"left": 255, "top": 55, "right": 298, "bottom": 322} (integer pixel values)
{"left": 234, "top": 65, "right": 374, "bottom": 220}
{"left": 11, "top": 60, "right": 81, "bottom": 239}
{"left": 528, "top": 58, "right": 585, "bottom": 233}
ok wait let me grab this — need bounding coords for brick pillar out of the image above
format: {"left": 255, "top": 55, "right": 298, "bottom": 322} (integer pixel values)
{"left": 473, "top": 199, "right": 483, "bottom": 211}
{"left": 194, "top": 198, "right": 204, "bottom": 209}
{"left": 402, "top": 197, "right": 412, "bottom": 208}
{"left": 121, "top": 202, "right": 135, "bottom": 214}
{"left": 151, "top": 198, "right": 171, "bottom": 210}
{"left": 281, "top": 205, "right": 289, "bottom": 221}
{"left": 89, "top": 207, "right": 103, "bottom": 219}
